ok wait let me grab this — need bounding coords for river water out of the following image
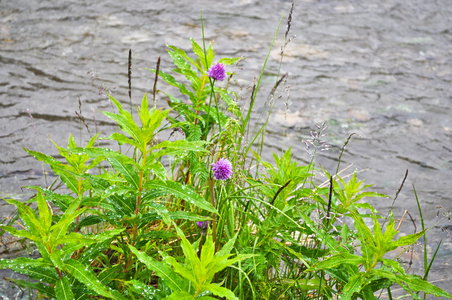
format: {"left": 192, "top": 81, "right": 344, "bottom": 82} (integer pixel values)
{"left": 1, "top": 0, "right": 451, "bottom": 298}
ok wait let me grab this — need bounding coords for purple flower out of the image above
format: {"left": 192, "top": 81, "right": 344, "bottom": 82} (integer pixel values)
{"left": 196, "top": 221, "right": 210, "bottom": 229}
{"left": 211, "top": 158, "right": 233, "bottom": 180}
{"left": 207, "top": 63, "right": 226, "bottom": 81}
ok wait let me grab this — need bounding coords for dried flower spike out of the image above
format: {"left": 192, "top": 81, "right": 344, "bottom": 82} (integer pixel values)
{"left": 207, "top": 63, "right": 226, "bottom": 81}
{"left": 211, "top": 158, "right": 233, "bottom": 180}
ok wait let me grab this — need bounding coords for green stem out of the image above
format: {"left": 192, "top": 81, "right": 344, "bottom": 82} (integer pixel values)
{"left": 201, "top": 13, "right": 221, "bottom": 137}
{"left": 208, "top": 179, "right": 217, "bottom": 250}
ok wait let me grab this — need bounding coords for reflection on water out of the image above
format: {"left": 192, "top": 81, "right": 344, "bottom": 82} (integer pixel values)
{"left": 1, "top": 0, "right": 451, "bottom": 297}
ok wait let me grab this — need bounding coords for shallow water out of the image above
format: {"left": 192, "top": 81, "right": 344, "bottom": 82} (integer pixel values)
{"left": 1, "top": 0, "right": 451, "bottom": 297}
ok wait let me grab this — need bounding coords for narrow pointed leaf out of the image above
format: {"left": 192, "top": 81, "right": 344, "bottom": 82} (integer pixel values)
{"left": 5, "top": 199, "right": 46, "bottom": 237}
{"left": 36, "top": 189, "right": 52, "bottom": 231}
{"left": 341, "top": 274, "right": 367, "bottom": 299}
{"left": 129, "top": 245, "right": 186, "bottom": 292}
{"left": 56, "top": 277, "right": 74, "bottom": 300}
{"left": 306, "top": 252, "right": 366, "bottom": 272}
{"left": 0, "top": 225, "right": 41, "bottom": 243}
{"left": 63, "top": 259, "right": 124, "bottom": 300}
{"left": 143, "top": 180, "right": 217, "bottom": 213}
{"left": 163, "top": 291, "right": 195, "bottom": 300}
{"left": 106, "top": 156, "right": 139, "bottom": 190}
{"left": 103, "top": 132, "right": 140, "bottom": 148}
{"left": 201, "top": 283, "right": 238, "bottom": 300}
{"left": 0, "top": 257, "right": 59, "bottom": 283}
{"left": 4, "top": 277, "right": 55, "bottom": 299}
{"left": 219, "top": 57, "right": 242, "bottom": 65}
{"left": 371, "top": 269, "right": 452, "bottom": 298}
{"left": 104, "top": 93, "right": 142, "bottom": 142}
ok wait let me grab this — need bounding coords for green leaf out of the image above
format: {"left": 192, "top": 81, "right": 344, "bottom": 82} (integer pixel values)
{"left": 56, "top": 277, "right": 75, "bottom": 300}
{"left": 280, "top": 277, "right": 328, "bottom": 292}
{"left": 24, "top": 148, "right": 65, "bottom": 170}
{"left": 70, "top": 147, "right": 136, "bottom": 168}
{"left": 306, "top": 252, "right": 366, "bottom": 273}
{"left": 191, "top": 38, "right": 206, "bottom": 68}
{"left": 163, "top": 254, "right": 198, "bottom": 285}
{"left": 143, "top": 108, "right": 170, "bottom": 143}
{"left": 201, "top": 283, "right": 238, "bottom": 300}
{"left": 297, "top": 210, "right": 340, "bottom": 251}
{"left": 4, "top": 277, "right": 55, "bottom": 299}
{"left": 198, "top": 104, "right": 228, "bottom": 127}
{"left": 163, "top": 291, "right": 195, "bottom": 300}
{"left": 148, "top": 69, "right": 197, "bottom": 103}
{"left": 36, "top": 188, "right": 52, "bottom": 232}
{"left": 138, "top": 92, "right": 150, "bottom": 126}
{"left": 206, "top": 43, "right": 214, "bottom": 69}
{"left": 393, "top": 230, "right": 426, "bottom": 248}
{"left": 216, "top": 231, "right": 238, "bottom": 257}
{"left": 168, "top": 51, "right": 202, "bottom": 91}
{"left": 371, "top": 268, "right": 452, "bottom": 298}
{"left": 352, "top": 191, "right": 388, "bottom": 202}
{"left": 63, "top": 259, "right": 124, "bottom": 300}
{"left": 58, "top": 232, "right": 98, "bottom": 245}
{"left": 106, "top": 155, "right": 140, "bottom": 190}
{"left": 104, "top": 93, "right": 142, "bottom": 143}
{"left": 139, "top": 211, "right": 209, "bottom": 228}
{"left": 78, "top": 238, "right": 114, "bottom": 266}
{"left": 129, "top": 245, "right": 187, "bottom": 292}
{"left": 127, "top": 279, "right": 167, "bottom": 299}
{"left": 174, "top": 226, "right": 202, "bottom": 283}
{"left": 103, "top": 132, "right": 140, "bottom": 148}
{"left": 168, "top": 45, "right": 201, "bottom": 71}
{"left": 101, "top": 185, "right": 136, "bottom": 216}
{"left": 149, "top": 140, "right": 208, "bottom": 157}
{"left": 213, "top": 88, "right": 238, "bottom": 111}
{"left": 31, "top": 187, "right": 73, "bottom": 211}
{"left": 350, "top": 210, "right": 375, "bottom": 265}
{"left": 143, "top": 180, "right": 217, "bottom": 214}
{"left": 341, "top": 273, "right": 367, "bottom": 299}
{"left": 219, "top": 57, "right": 243, "bottom": 65}
{"left": 5, "top": 198, "right": 46, "bottom": 238}
{"left": 0, "top": 225, "right": 42, "bottom": 243}
{"left": 98, "top": 264, "right": 123, "bottom": 286}
{"left": 205, "top": 254, "right": 255, "bottom": 281}
{"left": 50, "top": 197, "right": 85, "bottom": 249}
{"left": 77, "top": 215, "right": 104, "bottom": 228}
{"left": 58, "top": 170, "right": 80, "bottom": 194}
{"left": 0, "top": 257, "right": 59, "bottom": 283}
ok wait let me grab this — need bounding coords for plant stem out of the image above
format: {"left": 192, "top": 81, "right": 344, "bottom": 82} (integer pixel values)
{"left": 208, "top": 178, "right": 217, "bottom": 251}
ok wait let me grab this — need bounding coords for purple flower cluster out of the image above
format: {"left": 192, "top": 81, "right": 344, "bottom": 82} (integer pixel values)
{"left": 211, "top": 158, "right": 233, "bottom": 180}
{"left": 207, "top": 63, "right": 226, "bottom": 81}
{"left": 196, "top": 221, "right": 210, "bottom": 229}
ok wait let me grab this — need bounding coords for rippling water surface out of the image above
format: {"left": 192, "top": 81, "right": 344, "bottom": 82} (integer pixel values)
{"left": 1, "top": 0, "right": 451, "bottom": 297}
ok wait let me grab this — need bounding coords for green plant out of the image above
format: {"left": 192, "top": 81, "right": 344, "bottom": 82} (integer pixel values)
{"left": 1, "top": 7, "right": 451, "bottom": 300}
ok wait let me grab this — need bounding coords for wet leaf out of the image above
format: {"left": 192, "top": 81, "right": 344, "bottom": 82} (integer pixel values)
{"left": 143, "top": 180, "right": 217, "bottom": 214}
{"left": 56, "top": 277, "right": 74, "bottom": 300}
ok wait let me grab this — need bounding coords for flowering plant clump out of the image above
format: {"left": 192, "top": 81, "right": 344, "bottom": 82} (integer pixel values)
{"left": 211, "top": 158, "right": 233, "bottom": 180}
{"left": 2, "top": 7, "right": 452, "bottom": 300}
{"left": 207, "top": 62, "right": 226, "bottom": 81}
